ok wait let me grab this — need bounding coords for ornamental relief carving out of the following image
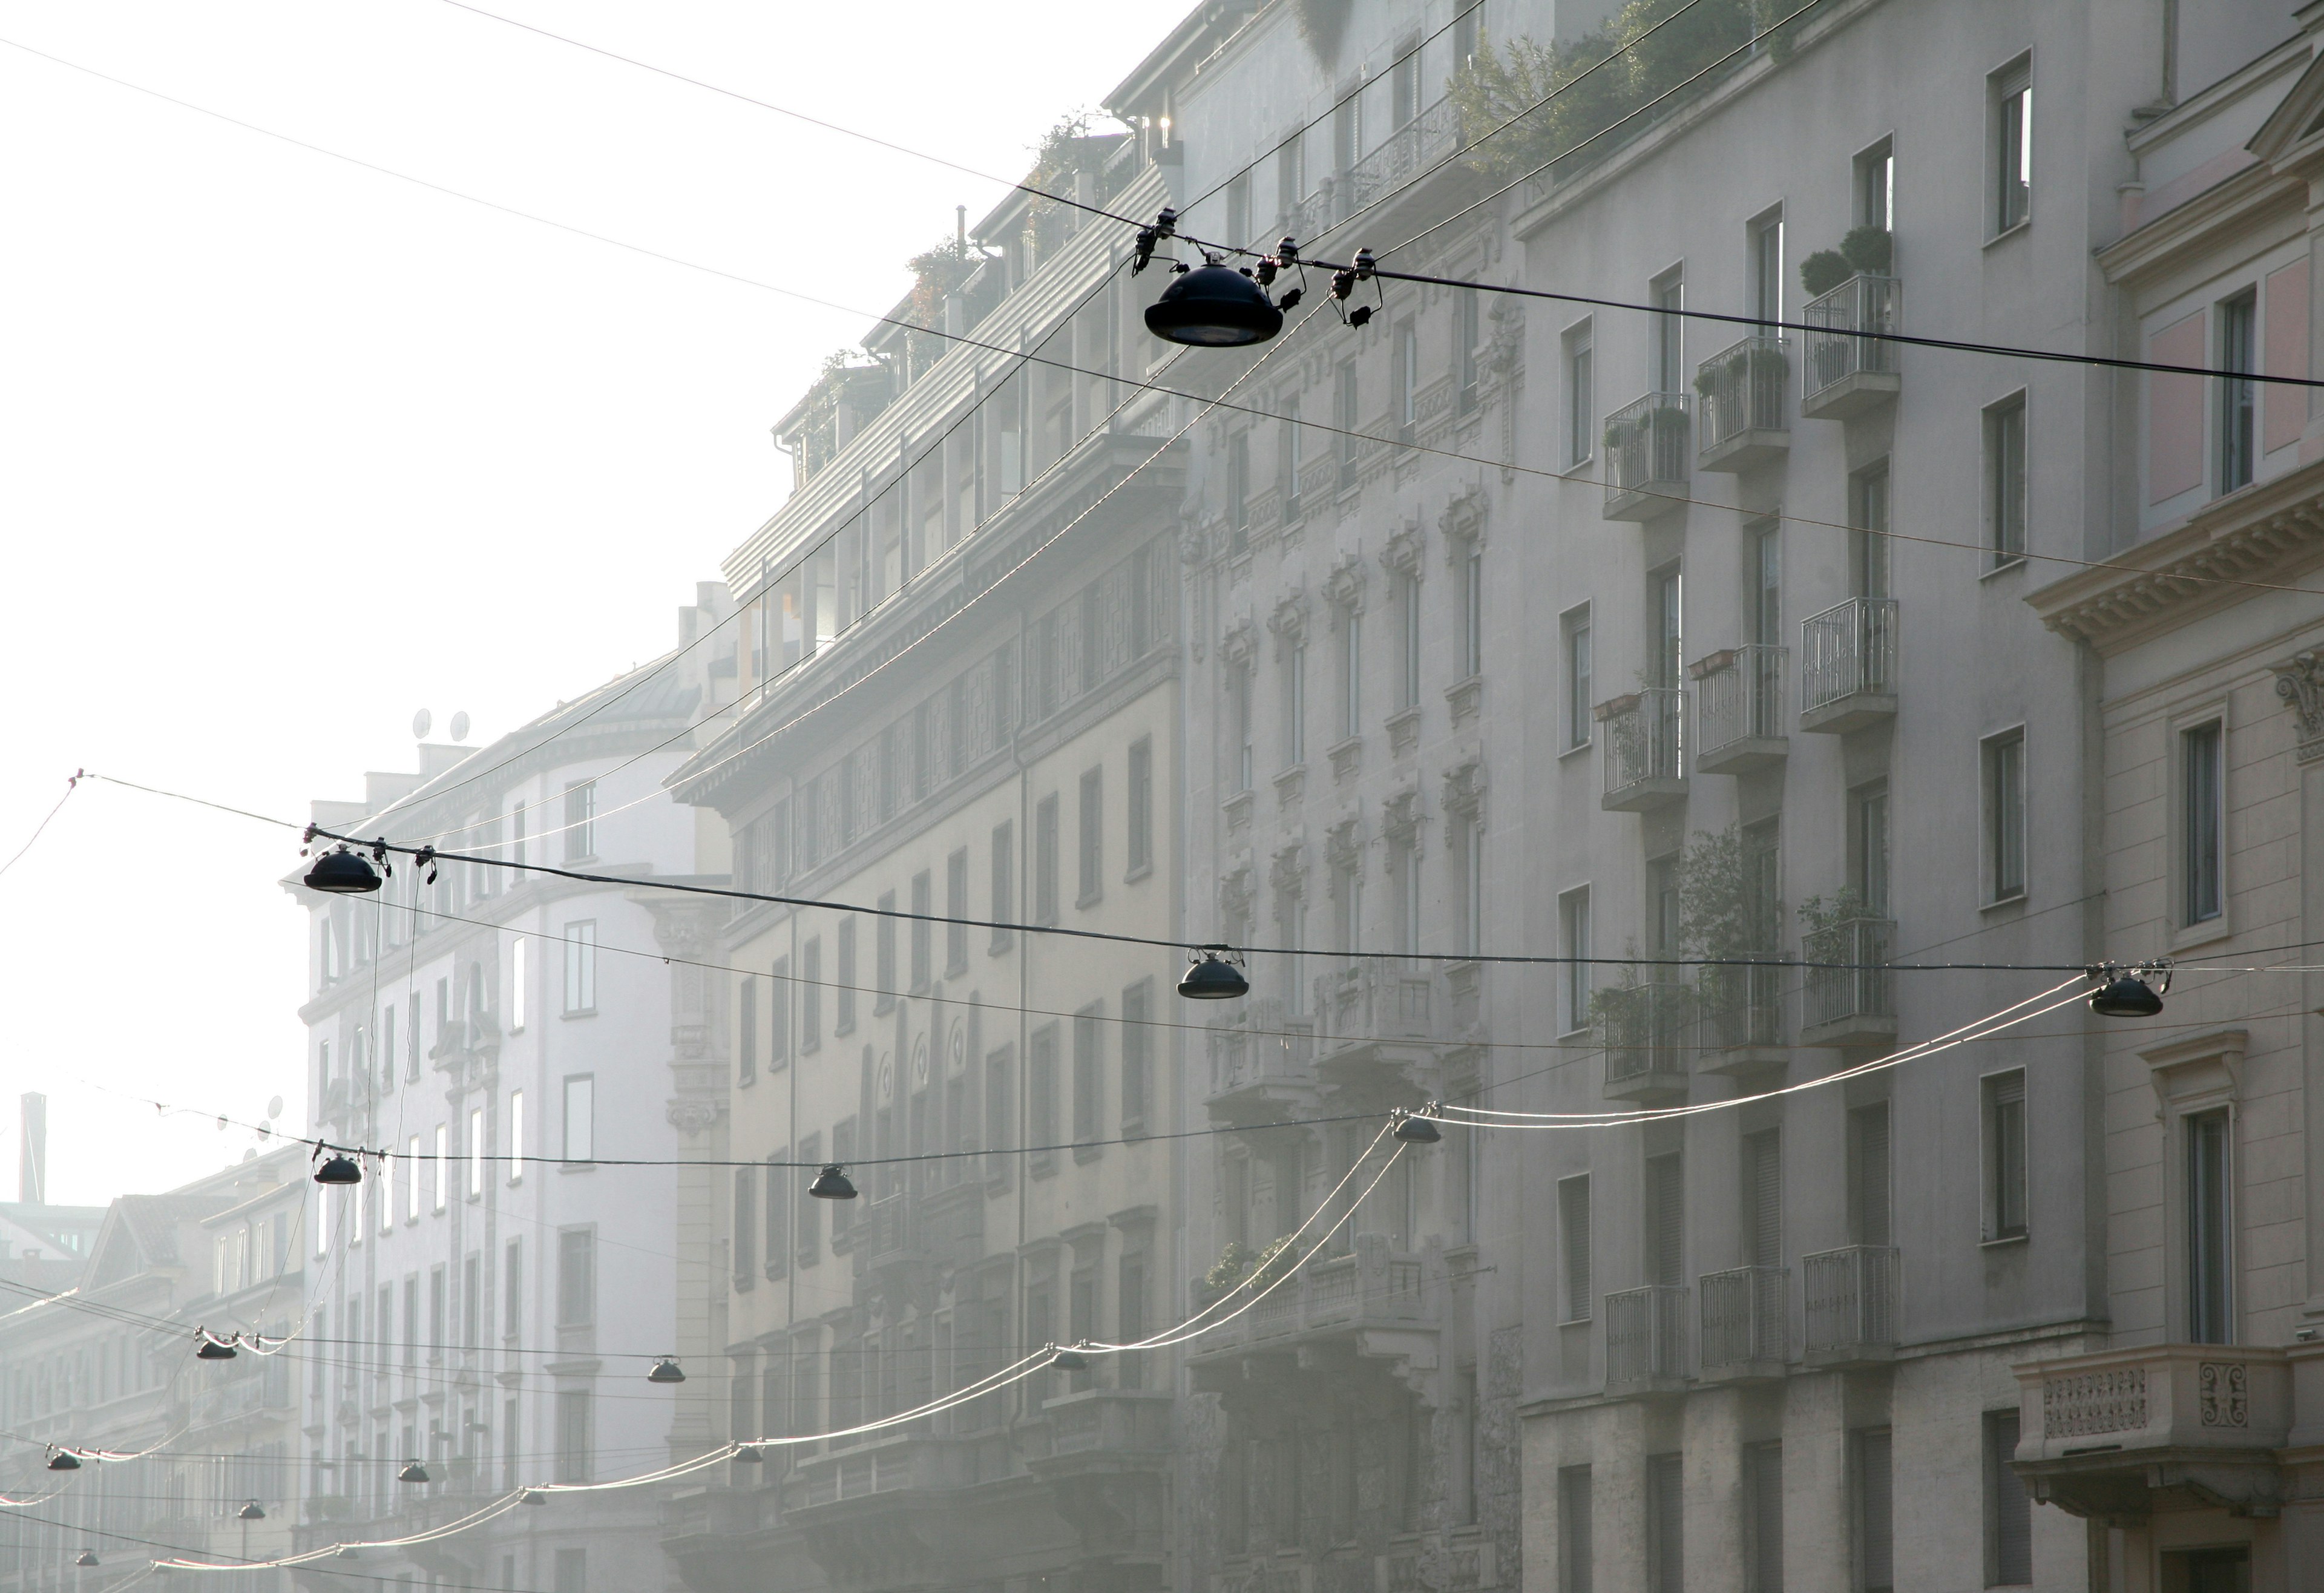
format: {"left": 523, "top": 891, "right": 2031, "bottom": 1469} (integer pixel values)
{"left": 2041, "top": 1367, "right": 2148, "bottom": 1438}
{"left": 2271, "top": 650, "right": 2324, "bottom": 763}
{"left": 2198, "top": 1360, "right": 2249, "bottom": 1427}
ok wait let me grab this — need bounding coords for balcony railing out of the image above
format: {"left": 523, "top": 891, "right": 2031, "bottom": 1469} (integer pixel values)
{"left": 1602, "top": 392, "right": 1690, "bottom": 520}
{"left": 1204, "top": 997, "right": 1316, "bottom": 1122}
{"left": 1800, "top": 598, "right": 1898, "bottom": 731}
{"left": 1598, "top": 982, "right": 1692, "bottom": 1100}
{"left": 1802, "top": 1246, "right": 1899, "bottom": 1363}
{"left": 1801, "top": 275, "right": 1901, "bottom": 418}
{"left": 1695, "top": 335, "right": 1790, "bottom": 470}
{"left": 1692, "top": 645, "right": 1788, "bottom": 772}
{"left": 1600, "top": 688, "right": 1686, "bottom": 810}
{"left": 1801, "top": 918, "right": 1896, "bottom": 1045}
{"left": 1699, "top": 1266, "right": 1787, "bottom": 1379}
{"left": 1198, "top": 1235, "right": 1431, "bottom": 1354}
{"left": 2013, "top": 1345, "right": 2294, "bottom": 1520}
{"left": 1312, "top": 959, "right": 1434, "bottom": 1054}
{"left": 1605, "top": 1284, "right": 1689, "bottom": 1395}
{"left": 1696, "top": 961, "right": 1783, "bottom": 1060}
{"left": 1344, "top": 100, "right": 1465, "bottom": 214}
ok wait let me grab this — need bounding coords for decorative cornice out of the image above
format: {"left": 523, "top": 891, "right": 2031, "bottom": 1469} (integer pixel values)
{"left": 2026, "top": 462, "right": 2324, "bottom": 654}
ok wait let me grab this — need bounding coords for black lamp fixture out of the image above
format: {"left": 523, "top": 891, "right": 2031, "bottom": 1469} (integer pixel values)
{"left": 1145, "top": 258, "right": 1285, "bottom": 347}
{"left": 1177, "top": 945, "right": 1249, "bottom": 1000}
{"left": 2087, "top": 962, "right": 2169, "bottom": 1019}
{"left": 1048, "top": 1344, "right": 1091, "bottom": 1374}
{"left": 396, "top": 1460, "right": 430, "bottom": 1485}
{"left": 303, "top": 846, "right": 382, "bottom": 895}
{"left": 734, "top": 1444, "right": 764, "bottom": 1463}
{"left": 195, "top": 1332, "right": 238, "bottom": 1361}
{"left": 76, "top": 1551, "right": 99, "bottom": 1567}
{"left": 520, "top": 1489, "right": 547, "bottom": 1505}
{"left": 807, "top": 1164, "right": 858, "bottom": 1201}
{"left": 312, "top": 1152, "right": 363, "bottom": 1186}
{"left": 647, "top": 1357, "right": 686, "bottom": 1385}
{"left": 1392, "top": 1109, "right": 1443, "bottom": 1145}
{"left": 238, "top": 1502, "right": 266, "bottom": 1522}
{"left": 48, "top": 1450, "right": 82, "bottom": 1471}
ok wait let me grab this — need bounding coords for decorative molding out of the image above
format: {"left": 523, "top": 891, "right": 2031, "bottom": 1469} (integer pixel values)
{"left": 2271, "top": 651, "right": 2324, "bottom": 763}
{"left": 1219, "top": 614, "right": 1259, "bottom": 667}
{"left": 1439, "top": 482, "right": 1490, "bottom": 548}
{"left": 1384, "top": 520, "right": 1425, "bottom": 577}
{"left": 1267, "top": 589, "right": 1310, "bottom": 649}
{"left": 1218, "top": 859, "right": 1255, "bottom": 927}
{"left": 2027, "top": 463, "right": 2324, "bottom": 654}
{"left": 1269, "top": 841, "right": 1307, "bottom": 898}
{"left": 1441, "top": 748, "right": 1486, "bottom": 819}
{"left": 2043, "top": 1366, "right": 2148, "bottom": 1438}
{"left": 665, "top": 1097, "right": 727, "bottom": 1137}
{"left": 1322, "top": 550, "right": 1366, "bottom": 613}
{"left": 2139, "top": 1026, "right": 2248, "bottom": 1117}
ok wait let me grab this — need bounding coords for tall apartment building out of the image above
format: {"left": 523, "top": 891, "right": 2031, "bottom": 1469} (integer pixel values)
{"left": 658, "top": 134, "right": 1196, "bottom": 1593}
{"left": 288, "top": 597, "right": 731, "bottom": 1593}
{"left": 0, "top": 1145, "right": 306, "bottom": 1593}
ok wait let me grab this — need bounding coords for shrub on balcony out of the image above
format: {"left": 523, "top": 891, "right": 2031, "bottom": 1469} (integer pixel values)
{"left": 1840, "top": 225, "right": 1892, "bottom": 276}
{"left": 1796, "top": 887, "right": 1870, "bottom": 942}
{"left": 1799, "top": 249, "right": 1853, "bottom": 298}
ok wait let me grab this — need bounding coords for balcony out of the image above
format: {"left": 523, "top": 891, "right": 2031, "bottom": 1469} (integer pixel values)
{"left": 1601, "top": 393, "right": 1691, "bottom": 521}
{"left": 1598, "top": 688, "right": 1687, "bottom": 812}
{"left": 1699, "top": 1267, "right": 1787, "bottom": 1382}
{"left": 1693, "top": 336, "right": 1790, "bottom": 472}
{"left": 1344, "top": 100, "right": 1465, "bottom": 218}
{"left": 1695, "top": 961, "right": 1785, "bottom": 1076}
{"left": 1800, "top": 599, "right": 1898, "bottom": 733}
{"left": 1190, "top": 1234, "right": 1434, "bottom": 1361}
{"left": 1310, "top": 959, "right": 1442, "bottom": 1093}
{"left": 1597, "top": 983, "right": 1692, "bottom": 1103}
{"left": 1203, "top": 996, "right": 1317, "bottom": 1125}
{"left": 1800, "top": 275, "right": 1901, "bottom": 419}
{"left": 2012, "top": 1345, "right": 2300, "bottom": 1520}
{"left": 1800, "top": 918, "right": 1896, "bottom": 1049}
{"left": 1605, "top": 1284, "right": 1690, "bottom": 1397}
{"left": 850, "top": 1186, "right": 984, "bottom": 1289}
{"left": 1691, "top": 646, "right": 1788, "bottom": 773}
{"left": 1802, "top": 1246, "right": 1899, "bottom": 1366}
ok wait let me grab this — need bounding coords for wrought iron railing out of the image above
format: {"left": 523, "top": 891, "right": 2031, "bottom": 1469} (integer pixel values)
{"left": 1695, "top": 335, "right": 1789, "bottom": 450}
{"left": 1802, "top": 918, "right": 1895, "bottom": 1033}
{"left": 1699, "top": 1266, "right": 1788, "bottom": 1373}
{"left": 1606, "top": 1284, "right": 1689, "bottom": 1390}
{"left": 1603, "top": 392, "right": 1691, "bottom": 508}
{"left": 1695, "top": 645, "right": 1788, "bottom": 757}
{"left": 1603, "top": 687, "right": 1685, "bottom": 798}
{"left": 1697, "top": 961, "right": 1783, "bottom": 1051}
{"left": 1597, "top": 982, "right": 1693, "bottom": 1086}
{"left": 1344, "top": 100, "right": 1466, "bottom": 212}
{"left": 1800, "top": 598, "right": 1898, "bottom": 714}
{"left": 1802, "top": 275, "right": 1900, "bottom": 400}
{"left": 1803, "top": 1245, "right": 1899, "bottom": 1355}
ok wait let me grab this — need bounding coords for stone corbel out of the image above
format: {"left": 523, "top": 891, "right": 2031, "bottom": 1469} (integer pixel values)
{"left": 1322, "top": 550, "right": 1366, "bottom": 614}
{"left": 2271, "top": 651, "right": 2324, "bottom": 763}
{"left": 665, "top": 1097, "right": 727, "bottom": 1138}
{"left": 1439, "top": 484, "right": 1489, "bottom": 550}
{"left": 2140, "top": 1027, "right": 2248, "bottom": 1117}
{"left": 1323, "top": 809, "right": 1364, "bottom": 882}
{"left": 1384, "top": 520, "right": 1425, "bottom": 578}
{"left": 1267, "top": 589, "right": 1309, "bottom": 652}
{"left": 1269, "top": 840, "right": 1307, "bottom": 898}
{"left": 1441, "top": 748, "right": 1486, "bottom": 822}
{"left": 1219, "top": 613, "right": 1259, "bottom": 668}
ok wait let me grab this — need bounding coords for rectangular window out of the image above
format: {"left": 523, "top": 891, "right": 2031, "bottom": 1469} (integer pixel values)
{"left": 1748, "top": 209, "right": 1784, "bottom": 328}
{"left": 430, "top": 1264, "right": 445, "bottom": 1353}
{"left": 764, "top": 959, "right": 789, "bottom": 1068}
{"left": 1850, "top": 1103, "right": 1891, "bottom": 1247}
{"left": 1983, "top": 1070, "right": 2027, "bottom": 1241}
{"left": 1984, "top": 1410, "right": 2030, "bottom": 1585}
{"left": 1564, "top": 606, "right": 1592, "bottom": 749}
{"left": 1652, "top": 272, "right": 1685, "bottom": 393}
{"left": 875, "top": 897, "right": 896, "bottom": 1011}
{"left": 794, "top": 1131, "right": 821, "bottom": 1263}
{"left": 1559, "top": 887, "right": 1592, "bottom": 1033}
{"left": 433, "top": 1125, "right": 448, "bottom": 1212}
{"left": 407, "top": 1135, "right": 422, "bottom": 1220}
{"left": 562, "top": 922, "right": 597, "bottom": 1014}
{"left": 1983, "top": 729, "right": 2026, "bottom": 902}
{"left": 562, "top": 1074, "right": 594, "bottom": 1164}
{"left": 1852, "top": 781, "right": 1891, "bottom": 916}
{"left": 910, "top": 871, "right": 932, "bottom": 992}
{"left": 1459, "top": 815, "right": 1484, "bottom": 959}
{"left": 509, "top": 940, "right": 527, "bottom": 1033}
{"left": 1397, "top": 571, "right": 1422, "bottom": 710}
{"left": 1646, "top": 1151, "right": 1684, "bottom": 1287}
{"left": 763, "top": 1150, "right": 789, "bottom": 1279}
{"left": 1986, "top": 395, "right": 2027, "bottom": 562}
{"left": 990, "top": 822, "right": 1014, "bottom": 953}
{"left": 1232, "top": 663, "right": 1255, "bottom": 791}
{"left": 737, "top": 980, "right": 757, "bottom": 1086}
{"left": 1854, "top": 1428, "right": 1894, "bottom": 1593}
{"left": 1558, "top": 1174, "right": 1592, "bottom": 1321}
{"left": 1852, "top": 462, "right": 1891, "bottom": 599}
{"left": 945, "top": 852, "right": 970, "bottom": 972}
{"left": 1028, "top": 1026, "right": 1058, "bottom": 1165}
{"left": 1225, "top": 170, "right": 1251, "bottom": 247}
{"left": 1395, "top": 322, "right": 1418, "bottom": 436}
{"left": 1282, "top": 642, "right": 1307, "bottom": 767}
{"left": 1566, "top": 322, "right": 1594, "bottom": 465}
{"left": 2187, "top": 1109, "right": 2233, "bottom": 1343}
{"left": 1077, "top": 768, "right": 1103, "bottom": 907}
{"left": 556, "top": 1229, "right": 593, "bottom": 1326}
{"left": 468, "top": 1109, "right": 485, "bottom": 1198}
{"left": 1282, "top": 393, "right": 1305, "bottom": 522}
{"left": 1993, "top": 62, "right": 2031, "bottom": 234}
{"left": 2184, "top": 720, "right": 2225, "bottom": 925}
{"left": 1035, "top": 795, "right": 1060, "bottom": 924}
{"left": 1335, "top": 360, "right": 1359, "bottom": 490}
{"left": 831, "top": 1119, "right": 856, "bottom": 1239}
{"left": 1227, "top": 430, "right": 1252, "bottom": 549}
{"left": 1559, "top": 1465, "right": 1593, "bottom": 1593}
{"left": 1745, "top": 1441, "right": 1783, "bottom": 1593}
{"left": 1459, "top": 291, "right": 1482, "bottom": 414}
{"left": 1743, "top": 1129, "right": 1782, "bottom": 1267}
{"left": 800, "top": 938, "right": 822, "bottom": 1050}
{"left": 555, "top": 1391, "right": 592, "bottom": 1485}
{"left": 1856, "top": 138, "right": 1894, "bottom": 232}
{"left": 1646, "top": 1453, "right": 1684, "bottom": 1593}
{"left": 1072, "top": 1005, "right": 1102, "bottom": 1143}
{"left": 463, "top": 1251, "right": 481, "bottom": 1345}
{"left": 732, "top": 1167, "right": 757, "bottom": 1292}
{"left": 1120, "top": 980, "right": 1151, "bottom": 1132}
{"left": 1341, "top": 606, "right": 1363, "bottom": 738}
{"left": 1461, "top": 539, "right": 1483, "bottom": 678}
{"left": 2218, "top": 289, "right": 2257, "bottom": 492}
{"left": 1127, "top": 738, "right": 1153, "bottom": 875}
{"left": 836, "top": 918, "right": 857, "bottom": 1034}
{"left": 563, "top": 781, "right": 596, "bottom": 861}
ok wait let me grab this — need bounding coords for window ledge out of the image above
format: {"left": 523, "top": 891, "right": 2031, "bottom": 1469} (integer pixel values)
{"left": 1559, "top": 737, "right": 1594, "bottom": 762}
{"left": 2170, "top": 918, "right": 2234, "bottom": 954}
{"left": 1558, "top": 1315, "right": 1593, "bottom": 1330}
{"left": 557, "top": 1162, "right": 596, "bottom": 1175}
{"left": 1981, "top": 556, "right": 2028, "bottom": 582}
{"left": 1981, "top": 891, "right": 2028, "bottom": 916}
{"left": 561, "top": 1009, "right": 598, "bottom": 1020}
{"left": 945, "top": 961, "right": 970, "bottom": 979}
{"left": 989, "top": 933, "right": 1015, "bottom": 957}
{"left": 872, "top": 997, "right": 896, "bottom": 1017}
{"left": 1072, "top": 1145, "right": 1104, "bottom": 1166}
{"left": 1076, "top": 890, "right": 1104, "bottom": 911}
{"left": 1984, "top": 220, "right": 2031, "bottom": 251}
{"left": 1980, "top": 1232, "right": 2029, "bottom": 1250}
{"left": 1122, "top": 862, "right": 1154, "bottom": 887}
{"left": 1030, "top": 1157, "right": 1057, "bottom": 1180}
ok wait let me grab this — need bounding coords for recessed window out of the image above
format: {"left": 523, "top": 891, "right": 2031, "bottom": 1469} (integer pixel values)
{"left": 1558, "top": 1174, "right": 1591, "bottom": 1321}
{"left": 1565, "top": 321, "right": 1595, "bottom": 465}
{"left": 1558, "top": 887, "right": 1592, "bottom": 1033}
{"left": 2187, "top": 1109, "right": 2233, "bottom": 1344}
{"left": 1563, "top": 605, "right": 1593, "bottom": 750}
{"left": 562, "top": 1074, "right": 595, "bottom": 1164}
{"left": 561, "top": 922, "right": 597, "bottom": 1015}
{"left": 1981, "top": 729, "right": 2026, "bottom": 902}
{"left": 1397, "top": 571, "right": 1422, "bottom": 711}
{"left": 1127, "top": 738, "right": 1154, "bottom": 876}
{"left": 562, "top": 780, "right": 596, "bottom": 861}
{"left": 1981, "top": 1069, "right": 2027, "bottom": 1241}
{"left": 2216, "top": 291, "right": 2256, "bottom": 493}
{"left": 1461, "top": 539, "right": 1484, "bottom": 678}
{"left": 1985, "top": 395, "right": 2027, "bottom": 563}
{"left": 1991, "top": 61, "right": 2031, "bottom": 234}
{"left": 2182, "top": 720, "right": 2224, "bottom": 925}
{"left": 1983, "top": 1410, "right": 2030, "bottom": 1585}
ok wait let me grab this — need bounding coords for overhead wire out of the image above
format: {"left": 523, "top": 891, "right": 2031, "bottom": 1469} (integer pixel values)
{"left": 0, "top": 769, "right": 79, "bottom": 881}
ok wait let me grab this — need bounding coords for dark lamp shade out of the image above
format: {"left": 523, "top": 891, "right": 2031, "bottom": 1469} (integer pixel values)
{"left": 648, "top": 1358, "right": 686, "bottom": 1384}
{"left": 313, "top": 1155, "right": 363, "bottom": 1186}
{"left": 1178, "top": 953, "right": 1249, "bottom": 1000}
{"left": 397, "top": 1460, "right": 430, "bottom": 1484}
{"left": 1049, "top": 1347, "right": 1091, "bottom": 1373}
{"left": 2088, "top": 975, "right": 2164, "bottom": 1018}
{"left": 195, "top": 1338, "right": 238, "bottom": 1361}
{"left": 1393, "top": 1114, "right": 1443, "bottom": 1144}
{"left": 808, "top": 1164, "right": 858, "bottom": 1201}
{"left": 1144, "top": 266, "right": 1284, "bottom": 347}
{"left": 48, "top": 1453, "right": 82, "bottom": 1471}
{"left": 303, "top": 848, "right": 381, "bottom": 895}
{"left": 77, "top": 1552, "right": 99, "bottom": 1566}
{"left": 238, "top": 1502, "right": 266, "bottom": 1521}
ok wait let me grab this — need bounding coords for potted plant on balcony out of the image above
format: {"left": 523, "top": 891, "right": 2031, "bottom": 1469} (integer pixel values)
{"left": 1840, "top": 225, "right": 1892, "bottom": 277}
{"left": 1799, "top": 249, "right": 1853, "bottom": 299}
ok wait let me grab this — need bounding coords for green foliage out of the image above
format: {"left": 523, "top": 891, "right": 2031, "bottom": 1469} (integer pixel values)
{"left": 1799, "top": 249, "right": 1852, "bottom": 298}
{"left": 905, "top": 235, "right": 977, "bottom": 328}
{"left": 1795, "top": 886, "right": 1869, "bottom": 939}
{"left": 1840, "top": 225, "right": 1893, "bottom": 275}
{"left": 1198, "top": 1233, "right": 1302, "bottom": 1307}
{"left": 1448, "top": 0, "right": 1820, "bottom": 183}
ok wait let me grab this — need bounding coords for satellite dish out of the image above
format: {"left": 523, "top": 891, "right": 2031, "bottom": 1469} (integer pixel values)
{"left": 257, "top": 1121, "right": 271, "bottom": 1140}
{"left": 412, "top": 709, "right": 433, "bottom": 740}
{"left": 268, "top": 1095, "right": 284, "bottom": 1119}
{"left": 449, "top": 711, "right": 471, "bottom": 743}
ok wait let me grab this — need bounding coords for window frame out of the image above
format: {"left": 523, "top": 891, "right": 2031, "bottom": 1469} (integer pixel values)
{"left": 561, "top": 921, "right": 599, "bottom": 1016}
{"left": 2215, "top": 288, "right": 2257, "bottom": 494}
{"left": 1989, "top": 58, "right": 2032, "bottom": 238}
{"left": 1981, "top": 726, "right": 2027, "bottom": 906}
{"left": 1558, "top": 885, "right": 1592, "bottom": 1034}
{"left": 562, "top": 1074, "right": 596, "bottom": 1166}
{"left": 1980, "top": 1068, "right": 2028, "bottom": 1243}
{"left": 1983, "top": 392, "right": 2028, "bottom": 567}
{"left": 2175, "top": 712, "right": 2228, "bottom": 937}
{"left": 562, "top": 780, "right": 597, "bottom": 863}
{"left": 1557, "top": 1173, "right": 1592, "bottom": 1323}
{"left": 1126, "top": 737, "right": 1154, "bottom": 879}
{"left": 1564, "top": 319, "right": 1595, "bottom": 466}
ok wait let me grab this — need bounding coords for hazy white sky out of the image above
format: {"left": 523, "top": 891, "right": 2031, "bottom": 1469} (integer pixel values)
{"left": 0, "top": 0, "right": 1170, "bottom": 1206}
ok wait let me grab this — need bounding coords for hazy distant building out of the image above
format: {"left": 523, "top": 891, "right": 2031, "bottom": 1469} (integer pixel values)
{"left": 286, "top": 598, "right": 731, "bottom": 1593}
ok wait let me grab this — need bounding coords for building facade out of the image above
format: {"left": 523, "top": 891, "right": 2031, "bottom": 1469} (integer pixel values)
{"left": 286, "top": 596, "right": 731, "bottom": 1593}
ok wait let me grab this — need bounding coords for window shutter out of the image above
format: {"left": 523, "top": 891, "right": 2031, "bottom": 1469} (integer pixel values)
{"left": 1748, "top": 1443, "right": 1783, "bottom": 1593}
{"left": 1857, "top": 1429, "right": 1894, "bottom": 1593}
{"left": 1646, "top": 1453, "right": 1684, "bottom": 1593}
{"left": 2265, "top": 261, "right": 2309, "bottom": 454}
{"left": 1558, "top": 1465, "right": 1593, "bottom": 1593}
{"left": 1562, "top": 1177, "right": 1592, "bottom": 1320}
{"left": 1988, "top": 1411, "right": 2031, "bottom": 1585}
{"left": 1647, "top": 1154, "right": 1684, "bottom": 1287}
{"left": 1749, "top": 1133, "right": 1782, "bottom": 1267}
{"left": 1855, "top": 1108, "right": 1891, "bottom": 1247}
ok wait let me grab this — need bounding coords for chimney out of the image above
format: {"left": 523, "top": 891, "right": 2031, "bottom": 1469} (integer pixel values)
{"left": 19, "top": 1093, "right": 45, "bottom": 1204}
